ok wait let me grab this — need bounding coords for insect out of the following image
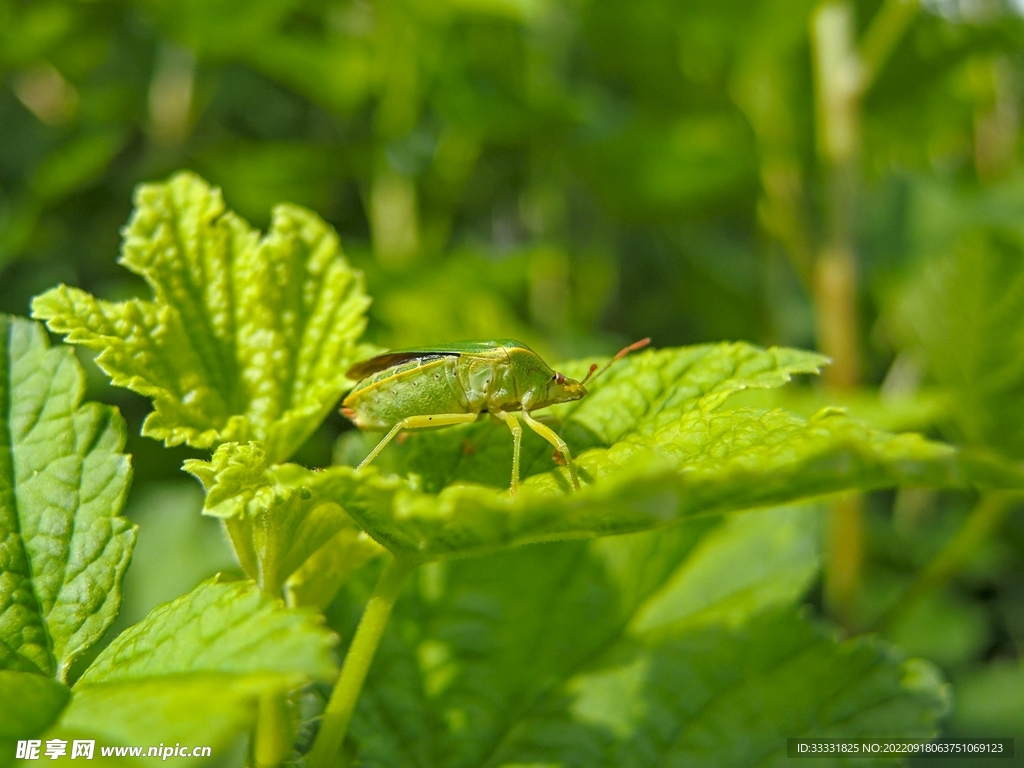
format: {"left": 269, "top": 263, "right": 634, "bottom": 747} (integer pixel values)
{"left": 341, "top": 338, "right": 650, "bottom": 494}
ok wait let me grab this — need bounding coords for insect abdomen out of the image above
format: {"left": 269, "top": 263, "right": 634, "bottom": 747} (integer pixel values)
{"left": 342, "top": 356, "right": 468, "bottom": 429}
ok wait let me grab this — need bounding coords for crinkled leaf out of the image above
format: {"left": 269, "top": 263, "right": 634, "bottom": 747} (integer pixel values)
{"left": 227, "top": 344, "right": 1018, "bottom": 562}
{"left": 78, "top": 577, "right": 337, "bottom": 685}
{"left": 0, "top": 671, "right": 69, "bottom": 766}
{"left": 341, "top": 520, "right": 946, "bottom": 767}
{"left": 31, "top": 171, "right": 374, "bottom": 463}
{"left": 184, "top": 443, "right": 383, "bottom": 603}
{"left": 0, "top": 317, "right": 134, "bottom": 680}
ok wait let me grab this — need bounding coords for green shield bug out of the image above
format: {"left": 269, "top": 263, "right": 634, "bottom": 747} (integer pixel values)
{"left": 342, "top": 338, "right": 650, "bottom": 494}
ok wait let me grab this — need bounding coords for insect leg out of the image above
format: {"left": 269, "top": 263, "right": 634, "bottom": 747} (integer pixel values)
{"left": 497, "top": 411, "right": 522, "bottom": 495}
{"left": 521, "top": 409, "right": 580, "bottom": 491}
{"left": 357, "top": 412, "right": 479, "bottom": 469}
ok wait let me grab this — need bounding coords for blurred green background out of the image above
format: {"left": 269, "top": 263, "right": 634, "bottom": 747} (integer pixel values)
{"left": 2, "top": 0, "right": 1024, "bottom": 761}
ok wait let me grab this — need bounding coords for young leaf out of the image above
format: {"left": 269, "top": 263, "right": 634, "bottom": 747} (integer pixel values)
{"left": 0, "top": 317, "right": 134, "bottom": 680}
{"left": 219, "top": 344, "right": 1021, "bottom": 562}
{"left": 31, "top": 171, "right": 374, "bottom": 463}
{"left": 342, "top": 524, "right": 946, "bottom": 766}
{"left": 0, "top": 671, "right": 70, "bottom": 764}
{"left": 184, "top": 443, "right": 384, "bottom": 603}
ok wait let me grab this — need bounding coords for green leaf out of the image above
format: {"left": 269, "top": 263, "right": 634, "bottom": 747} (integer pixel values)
{"left": 894, "top": 228, "right": 1024, "bottom": 459}
{"left": 228, "top": 344, "right": 1017, "bottom": 562}
{"left": 63, "top": 578, "right": 334, "bottom": 763}
{"left": 0, "top": 671, "right": 69, "bottom": 767}
{"left": 0, "top": 317, "right": 134, "bottom": 680}
{"left": 42, "top": 578, "right": 338, "bottom": 766}
{"left": 283, "top": 526, "right": 385, "bottom": 610}
{"left": 951, "top": 660, "right": 1024, "bottom": 739}
{"left": 628, "top": 504, "right": 821, "bottom": 634}
{"left": 78, "top": 577, "right": 337, "bottom": 685}
{"left": 48, "top": 676, "right": 288, "bottom": 767}
{"left": 524, "top": 613, "right": 945, "bottom": 767}
{"left": 184, "top": 443, "right": 384, "bottom": 603}
{"left": 31, "top": 171, "right": 374, "bottom": 463}
{"left": 114, "top": 481, "right": 239, "bottom": 630}
{"left": 342, "top": 523, "right": 947, "bottom": 767}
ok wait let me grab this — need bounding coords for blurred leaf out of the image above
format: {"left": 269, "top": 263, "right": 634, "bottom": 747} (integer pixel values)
{"left": 951, "top": 661, "right": 1024, "bottom": 739}
{"left": 184, "top": 443, "right": 383, "bottom": 603}
{"left": 895, "top": 227, "right": 1024, "bottom": 458}
{"left": 116, "top": 481, "right": 239, "bottom": 629}
{"left": 49, "top": 676, "right": 283, "bottom": 766}
{"left": 0, "top": 671, "right": 69, "bottom": 764}
{"left": 629, "top": 505, "right": 821, "bottom": 634}
{"left": 368, "top": 251, "right": 543, "bottom": 351}
{"left": 0, "top": 3, "right": 74, "bottom": 71}
{"left": 886, "top": 590, "right": 989, "bottom": 669}
{"left": 242, "top": 38, "right": 374, "bottom": 115}
{"left": 0, "top": 317, "right": 134, "bottom": 680}
{"left": 202, "top": 344, "right": 1018, "bottom": 563}
{"left": 135, "top": 0, "right": 298, "bottom": 57}
{"left": 195, "top": 141, "right": 344, "bottom": 224}
{"left": 345, "top": 524, "right": 946, "bottom": 766}
{"left": 32, "top": 172, "right": 375, "bottom": 463}
{"left": 577, "top": 113, "right": 757, "bottom": 218}
{"left": 29, "top": 129, "right": 126, "bottom": 203}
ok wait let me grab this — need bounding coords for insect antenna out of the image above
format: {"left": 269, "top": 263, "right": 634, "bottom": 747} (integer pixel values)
{"left": 580, "top": 337, "right": 651, "bottom": 385}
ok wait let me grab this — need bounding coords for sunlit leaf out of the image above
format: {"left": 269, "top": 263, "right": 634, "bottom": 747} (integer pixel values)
{"left": 205, "top": 344, "right": 1019, "bottom": 562}
{"left": 32, "top": 172, "right": 375, "bottom": 463}
{"left": 79, "top": 577, "right": 337, "bottom": 685}
{"left": 41, "top": 578, "right": 337, "bottom": 766}
{"left": 0, "top": 317, "right": 134, "bottom": 680}
{"left": 47, "top": 581, "right": 335, "bottom": 765}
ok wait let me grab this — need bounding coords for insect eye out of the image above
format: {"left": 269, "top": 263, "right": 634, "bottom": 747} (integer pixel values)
{"left": 555, "top": 372, "right": 565, "bottom": 385}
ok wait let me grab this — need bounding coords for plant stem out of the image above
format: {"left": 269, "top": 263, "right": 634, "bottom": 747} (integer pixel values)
{"left": 882, "top": 492, "right": 1019, "bottom": 629}
{"left": 254, "top": 692, "right": 290, "bottom": 768}
{"left": 812, "top": 2, "right": 864, "bottom": 625}
{"left": 824, "top": 493, "right": 863, "bottom": 622}
{"left": 307, "top": 555, "right": 416, "bottom": 768}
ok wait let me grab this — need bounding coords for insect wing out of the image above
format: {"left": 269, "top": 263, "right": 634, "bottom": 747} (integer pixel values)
{"left": 346, "top": 352, "right": 448, "bottom": 380}
{"left": 345, "top": 339, "right": 530, "bottom": 380}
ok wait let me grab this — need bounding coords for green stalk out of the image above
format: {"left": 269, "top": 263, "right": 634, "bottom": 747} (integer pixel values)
{"left": 307, "top": 556, "right": 416, "bottom": 768}
{"left": 254, "top": 693, "right": 290, "bottom": 768}
{"left": 810, "top": 0, "right": 920, "bottom": 626}
{"left": 812, "top": 2, "right": 863, "bottom": 625}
